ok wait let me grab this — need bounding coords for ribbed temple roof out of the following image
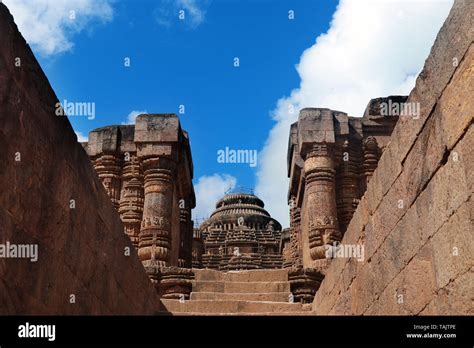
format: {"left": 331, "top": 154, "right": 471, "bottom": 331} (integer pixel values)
{"left": 201, "top": 192, "right": 282, "bottom": 231}
{"left": 215, "top": 193, "right": 264, "bottom": 209}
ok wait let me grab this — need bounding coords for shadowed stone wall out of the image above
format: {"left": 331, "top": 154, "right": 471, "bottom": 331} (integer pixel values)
{"left": 312, "top": 0, "right": 473, "bottom": 315}
{"left": 0, "top": 3, "right": 159, "bottom": 314}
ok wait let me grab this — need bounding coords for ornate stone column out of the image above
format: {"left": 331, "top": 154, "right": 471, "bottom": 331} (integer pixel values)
{"left": 337, "top": 140, "right": 360, "bottom": 234}
{"left": 292, "top": 207, "right": 303, "bottom": 268}
{"left": 285, "top": 196, "right": 303, "bottom": 269}
{"left": 119, "top": 153, "right": 141, "bottom": 202}
{"left": 362, "top": 136, "right": 379, "bottom": 185}
{"left": 192, "top": 228, "right": 203, "bottom": 268}
{"left": 302, "top": 143, "right": 341, "bottom": 268}
{"left": 288, "top": 268, "right": 324, "bottom": 303}
{"left": 94, "top": 154, "right": 122, "bottom": 209}
{"left": 178, "top": 200, "right": 192, "bottom": 268}
{"left": 138, "top": 157, "right": 176, "bottom": 268}
{"left": 118, "top": 177, "right": 143, "bottom": 249}
{"left": 118, "top": 154, "right": 143, "bottom": 249}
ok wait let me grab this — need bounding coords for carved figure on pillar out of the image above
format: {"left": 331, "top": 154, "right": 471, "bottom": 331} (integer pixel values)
{"left": 303, "top": 143, "right": 341, "bottom": 265}
{"left": 138, "top": 157, "right": 176, "bottom": 268}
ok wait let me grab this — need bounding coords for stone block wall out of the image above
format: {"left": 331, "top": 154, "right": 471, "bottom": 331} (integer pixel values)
{"left": 0, "top": 3, "right": 159, "bottom": 314}
{"left": 312, "top": 0, "right": 473, "bottom": 315}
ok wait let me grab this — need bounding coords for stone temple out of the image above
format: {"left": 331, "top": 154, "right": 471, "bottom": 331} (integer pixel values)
{"left": 285, "top": 98, "right": 402, "bottom": 272}
{"left": 0, "top": 0, "right": 472, "bottom": 316}
{"left": 199, "top": 191, "right": 283, "bottom": 270}
{"left": 81, "top": 115, "right": 195, "bottom": 269}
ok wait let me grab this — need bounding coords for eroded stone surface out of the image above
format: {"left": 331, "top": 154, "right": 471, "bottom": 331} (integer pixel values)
{"left": 311, "top": 0, "right": 473, "bottom": 315}
{"left": 0, "top": 3, "right": 159, "bottom": 314}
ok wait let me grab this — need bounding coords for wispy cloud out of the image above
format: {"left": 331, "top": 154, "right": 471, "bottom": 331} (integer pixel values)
{"left": 255, "top": 0, "right": 454, "bottom": 227}
{"left": 155, "top": 0, "right": 210, "bottom": 29}
{"left": 194, "top": 174, "right": 236, "bottom": 221}
{"left": 122, "top": 110, "right": 148, "bottom": 125}
{"left": 4, "top": 0, "right": 114, "bottom": 56}
{"left": 75, "top": 131, "right": 88, "bottom": 142}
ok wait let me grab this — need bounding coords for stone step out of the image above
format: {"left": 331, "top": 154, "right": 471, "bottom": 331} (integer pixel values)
{"left": 190, "top": 291, "right": 292, "bottom": 302}
{"left": 193, "top": 269, "right": 289, "bottom": 282}
{"left": 192, "top": 281, "right": 290, "bottom": 293}
{"left": 161, "top": 299, "right": 310, "bottom": 314}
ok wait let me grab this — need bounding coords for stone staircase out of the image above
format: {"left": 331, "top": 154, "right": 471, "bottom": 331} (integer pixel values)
{"left": 160, "top": 269, "right": 313, "bottom": 315}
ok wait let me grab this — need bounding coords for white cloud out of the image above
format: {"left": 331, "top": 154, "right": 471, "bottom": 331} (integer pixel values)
{"left": 155, "top": 0, "right": 209, "bottom": 29}
{"left": 75, "top": 131, "right": 88, "bottom": 142}
{"left": 122, "top": 110, "right": 148, "bottom": 125}
{"left": 4, "top": 0, "right": 113, "bottom": 56}
{"left": 255, "top": 0, "right": 453, "bottom": 227}
{"left": 194, "top": 174, "right": 237, "bottom": 222}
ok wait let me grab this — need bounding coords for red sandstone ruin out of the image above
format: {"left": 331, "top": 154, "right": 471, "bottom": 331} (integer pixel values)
{"left": 0, "top": 0, "right": 472, "bottom": 316}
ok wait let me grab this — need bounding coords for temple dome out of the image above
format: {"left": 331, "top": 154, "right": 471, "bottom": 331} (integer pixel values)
{"left": 201, "top": 192, "right": 281, "bottom": 231}
{"left": 199, "top": 192, "right": 283, "bottom": 270}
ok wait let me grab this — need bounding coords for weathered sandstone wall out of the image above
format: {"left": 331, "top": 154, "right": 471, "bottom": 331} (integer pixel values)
{"left": 313, "top": 0, "right": 473, "bottom": 315}
{"left": 0, "top": 3, "right": 159, "bottom": 314}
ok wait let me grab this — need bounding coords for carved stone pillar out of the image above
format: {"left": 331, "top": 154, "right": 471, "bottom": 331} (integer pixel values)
{"left": 337, "top": 140, "right": 360, "bottom": 234}
{"left": 302, "top": 143, "right": 341, "bottom": 268}
{"left": 192, "top": 228, "right": 203, "bottom": 268}
{"left": 118, "top": 177, "right": 143, "bottom": 249}
{"left": 117, "top": 154, "right": 143, "bottom": 249}
{"left": 145, "top": 266, "right": 194, "bottom": 300}
{"left": 94, "top": 154, "right": 122, "bottom": 209}
{"left": 138, "top": 157, "right": 176, "bottom": 268}
{"left": 288, "top": 268, "right": 324, "bottom": 304}
{"left": 120, "top": 153, "right": 141, "bottom": 202}
{"left": 362, "top": 136, "right": 379, "bottom": 185}
{"left": 285, "top": 197, "right": 303, "bottom": 269}
{"left": 292, "top": 207, "right": 303, "bottom": 268}
{"left": 178, "top": 201, "right": 192, "bottom": 268}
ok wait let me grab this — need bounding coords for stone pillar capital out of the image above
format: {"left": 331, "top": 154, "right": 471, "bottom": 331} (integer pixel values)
{"left": 141, "top": 155, "right": 177, "bottom": 172}
{"left": 303, "top": 144, "right": 336, "bottom": 185}
{"left": 303, "top": 143, "right": 333, "bottom": 160}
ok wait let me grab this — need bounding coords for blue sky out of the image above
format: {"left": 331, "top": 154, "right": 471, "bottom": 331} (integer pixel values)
{"left": 5, "top": 0, "right": 453, "bottom": 226}
{"left": 37, "top": 0, "right": 337, "bottom": 189}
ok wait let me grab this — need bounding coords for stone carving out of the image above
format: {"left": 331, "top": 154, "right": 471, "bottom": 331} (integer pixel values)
{"left": 288, "top": 268, "right": 324, "bottom": 303}
{"left": 199, "top": 192, "right": 283, "bottom": 270}
{"left": 139, "top": 161, "right": 175, "bottom": 268}
{"left": 287, "top": 105, "right": 400, "bottom": 281}
{"left": 191, "top": 228, "right": 204, "bottom": 268}
{"left": 94, "top": 154, "right": 122, "bottom": 209}
{"left": 145, "top": 266, "right": 194, "bottom": 300}
{"left": 83, "top": 115, "right": 196, "bottom": 289}
{"left": 118, "top": 177, "right": 144, "bottom": 248}
{"left": 178, "top": 202, "right": 192, "bottom": 268}
{"left": 362, "top": 136, "right": 379, "bottom": 184}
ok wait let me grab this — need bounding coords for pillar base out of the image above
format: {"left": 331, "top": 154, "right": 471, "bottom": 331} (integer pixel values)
{"left": 288, "top": 267, "right": 324, "bottom": 304}
{"left": 145, "top": 266, "right": 194, "bottom": 300}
